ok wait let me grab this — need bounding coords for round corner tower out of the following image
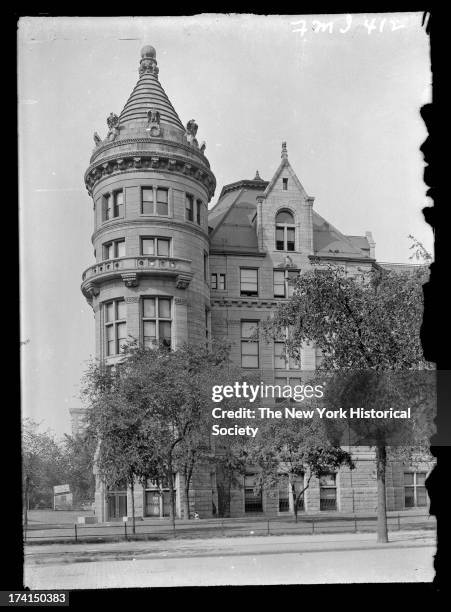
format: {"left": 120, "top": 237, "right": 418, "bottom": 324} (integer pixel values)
{"left": 81, "top": 45, "right": 216, "bottom": 366}
{"left": 81, "top": 46, "right": 216, "bottom": 520}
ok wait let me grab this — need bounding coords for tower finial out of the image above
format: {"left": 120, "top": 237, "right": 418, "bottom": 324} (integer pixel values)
{"left": 281, "top": 141, "right": 288, "bottom": 159}
{"left": 254, "top": 170, "right": 262, "bottom": 181}
{"left": 139, "top": 45, "right": 159, "bottom": 78}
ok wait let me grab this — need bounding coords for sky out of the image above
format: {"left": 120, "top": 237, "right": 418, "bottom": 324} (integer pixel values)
{"left": 18, "top": 14, "right": 432, "bottom": 438}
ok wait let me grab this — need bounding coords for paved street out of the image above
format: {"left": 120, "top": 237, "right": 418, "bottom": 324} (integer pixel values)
{"left": 24, "top": 530, "right": 435, "bottom": 587}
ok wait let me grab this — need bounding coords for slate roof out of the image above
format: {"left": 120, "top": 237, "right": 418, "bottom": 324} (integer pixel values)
{"left": 209, "top": 178, "right": 372, "bottom": 260}
{"left": 118, "top": 48, "right": 185, "bottom": 132}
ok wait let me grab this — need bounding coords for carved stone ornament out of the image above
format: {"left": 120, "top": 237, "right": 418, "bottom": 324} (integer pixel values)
{"left": 85, "top": 282, "right": 100, "bottom": 298}
{"left": 146, "top": 109, "right": 162, "bottom": 137}
{"left": 93, "top": 132, "right": 102, "bottom": 147}
{"left": 106, "top": 113, "right": 120, "bottom": 142}
{"left": 200, "top": 141, "right": 206, "bottom": 154}
{"left": 176, "top": 273, "right": 192, "bottom": 289}
{"left": 121, "top": 272, "right": 139, "bottom": 288}
{"left": 186, "top": 119, "right": 199, "bottom": 148}
{"left": 84, "top": 152, "right": 216, "bottom": 200}
{"left": 139, "top": 58, "right": 159, "bottom": 78}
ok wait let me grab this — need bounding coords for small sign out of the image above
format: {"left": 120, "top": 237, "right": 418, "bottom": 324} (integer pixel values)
{"left": 53, "top": 484, "right": 70, "bottom": 494}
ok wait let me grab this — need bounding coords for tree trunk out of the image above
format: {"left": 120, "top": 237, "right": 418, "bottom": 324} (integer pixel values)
{"left": 182, "top": 472, "right": 190, "bottom": 519}
{"left": 291, "top": 483, "right": 298, "bottom": 523}
{"left": 130, "top": 477, "right": 136, "bottom": 535}
{"left": 375, "top": 443, "right": 388, "bottom": 543}
{"left": 23, "top": 475, "right": 29, "bottom": 532}
{"left": 168, "top": 460, "right": 176, "bottom": 529}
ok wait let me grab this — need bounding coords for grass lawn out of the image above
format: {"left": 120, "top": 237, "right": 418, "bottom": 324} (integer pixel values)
{"left": 27, "top": 509, "right": 94, "bottom": 526}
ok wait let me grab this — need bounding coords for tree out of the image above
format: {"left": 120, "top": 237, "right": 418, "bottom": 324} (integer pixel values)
{"left": 22, "top": 419, "right": 67, "bottom": 525}
{"left": 262, "top": 244, "right": 433, "bottom": 542}
{"left": 82, "top": 340, "right": 237, "bottom": 529}
{"left": 247, "top": 414, "right": 354, "bottom": 522}
{"left": 62, "top": 432, "right": 96, "bottom": 505}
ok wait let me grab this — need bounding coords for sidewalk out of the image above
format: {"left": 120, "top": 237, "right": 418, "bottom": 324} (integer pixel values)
{"left": 24, "top": 530, "right": 436, "bottom": 587}
{"left": 25, "top": 529, "right": 435, "bottom": 565}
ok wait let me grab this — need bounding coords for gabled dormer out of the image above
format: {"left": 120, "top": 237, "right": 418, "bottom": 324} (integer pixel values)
{"left": 256, "top": 143, "right": 314, "bottom": 257}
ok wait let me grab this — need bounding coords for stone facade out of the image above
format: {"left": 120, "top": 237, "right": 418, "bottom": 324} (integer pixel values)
{"left": 81, "top": 46, "right": 433, "bottom": 521}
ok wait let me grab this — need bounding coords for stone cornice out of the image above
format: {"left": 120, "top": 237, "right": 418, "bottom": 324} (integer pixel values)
{"left": 209, "top": 249, "right": 267, "bottom": 258}
{"left": 211, "top": 298, "right": 283, "bottom": 308}
{"left": 89, "top": 137, "right": 211, "bottom": 168}
{"left": 91, "top": 217, "right": 210, "bottom": 245}
{"left": 85, "top": 150, "right": 216, "bottom": 201}
{"left": 309, "top": 254, "right": 376, "bottom": 265}
{"left": 218, "top": 179, "right": 268, "bottom": 200}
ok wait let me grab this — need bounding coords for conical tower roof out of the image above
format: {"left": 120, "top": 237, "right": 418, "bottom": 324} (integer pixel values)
{"left": 85, "top": 45, "right": 216, "bottom": 201}
{"left": 119, "top": 45, "right": 185, "bottom": 131}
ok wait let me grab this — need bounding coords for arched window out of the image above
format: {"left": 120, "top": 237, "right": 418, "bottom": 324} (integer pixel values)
{"left": 275, "top": 210, "right": 295, "bottom": 251}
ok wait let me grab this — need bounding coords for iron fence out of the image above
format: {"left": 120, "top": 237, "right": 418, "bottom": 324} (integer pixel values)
{"left": 24, "top": 511, "right": 435, "bottom": 544}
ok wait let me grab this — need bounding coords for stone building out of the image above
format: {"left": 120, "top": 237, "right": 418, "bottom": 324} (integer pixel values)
{"left": 68, "top": 407, "right": 88, "bottom": 438}
{"left": 81, "top": 45, "right": 432, "bottom": 521}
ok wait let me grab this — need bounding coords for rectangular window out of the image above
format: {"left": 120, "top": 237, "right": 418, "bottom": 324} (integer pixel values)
{"left": 204, "top": 252, "right": 208, "bottom": 281}
{"left": 103, "top": 239, "right": 125, "bottom": 260}
{"left": 274, "top": 328, "right": 300, "bottom": 370}
{"left": 141, "top": 187, "right": 154, "bottom": 215}
{"left": 275, "top": 227, "right": 285, "bottom": 251}
{"left": 185, "top": 194, "right": 194, "bottom": 221}
{"left": 104, "top": 299, "right": 127, "bottom": 356}
{"left": 241, "top": 321, "right": 259, "bottom": 368}
{"left": 113, "top": 190, "right": 124, "bottom": 218}
{"left": 274, "top": 375, "right": 301, "bottom": 403}
{"left": 274, "top": 341, "right": 287, "bottom": 369}
{"left": 211, "top": 273, "right": 226, "bottom": 291}
{"left": 274, "top": 269, "right": 299, "bottom": 297}
{"left": 315, "top": 346, "right": 324, "bottom": 368}
{"left": 103, "top": 194, "right": 112, "bottom": 221}
{"left": 157, "top": 238, "right": 170, "bottom": 257}
{"left": 273, "top": 270, "right": 286, "bottom": 297}
{"left": 278, "top": 475, "right": 290, "bottom": 512}
{"left": 274, "top": 376, "right": 288, "bottom": 403}
{"left": 142, "top": 297, "right": 172, "bottom": 349}
{"left": 319, "top": 474, "right": 337, "bottom": 511}
{"left": 276, "top": 226, "right": 296, "bottom": 251}
{"left": 287, "top": 270, "right": 298, "bottom": 296}
{"left": 141, "top": 237, "right": 171, "bottom": 257}
{"left": 240, "top": 268, "right": 258, "bottom": 296}
{"left": 283, "top": 178, "right": 288, "bottom": 190}
{"left": 244, "top": 474, "right": 263, "bottom": 513}
{"left": 404, "top": 472, "right": 427, "bottom": 508}
{"left": 156, "top": 188, "right": 169, "bottom": 216}
{"left": 287, "top": 228, "right": 295, "bottom": 251}
{"left": 196, "top": 199, "right": 202, "bottom": 224}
